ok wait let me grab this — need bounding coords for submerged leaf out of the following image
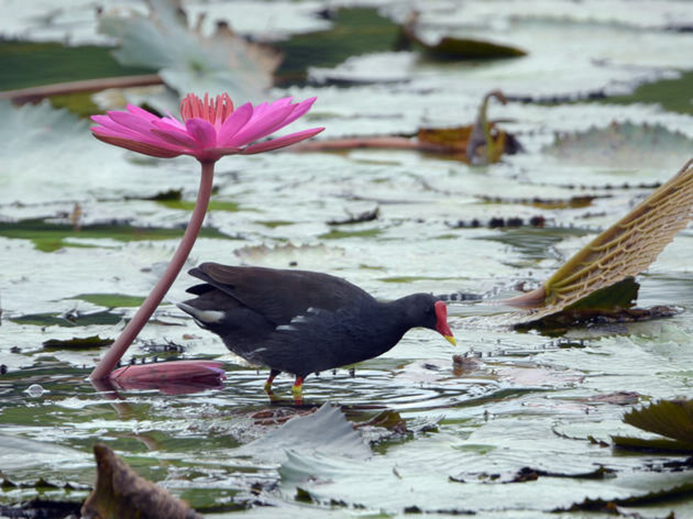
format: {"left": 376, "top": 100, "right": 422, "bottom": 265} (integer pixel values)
{"left": 507, "top": 159, "right": 693, "bottom": 323}
{"left": 81, "top": 443, "right": 202, "bottom": 519}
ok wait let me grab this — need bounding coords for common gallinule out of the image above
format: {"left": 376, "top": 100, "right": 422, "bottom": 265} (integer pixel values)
{"left": 176, "top": 262, "right": 456, "bottom": 398}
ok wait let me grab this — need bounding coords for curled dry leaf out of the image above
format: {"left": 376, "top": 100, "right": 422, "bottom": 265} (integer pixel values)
{"left": 507, "top": 158, "right": 693, "bottom": 323}
{"left": 81, "top": 443, "right": 202, "bottom": 519}
{"left": 417, "top": 90, "right": 521, "bottom": 164}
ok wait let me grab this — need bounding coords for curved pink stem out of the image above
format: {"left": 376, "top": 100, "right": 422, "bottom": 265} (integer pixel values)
{"left": 90, "top": 161, "right": 216, "bottom": 380}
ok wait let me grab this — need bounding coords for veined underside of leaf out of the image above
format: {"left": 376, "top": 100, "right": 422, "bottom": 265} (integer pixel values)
{"left": 624, "top": 399, "right": 693, "bottom": 445}
{"left": 507, "top": 158, "right": 693, "bottom": 323}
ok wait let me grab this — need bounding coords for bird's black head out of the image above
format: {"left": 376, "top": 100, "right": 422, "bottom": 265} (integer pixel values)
{"left": 399, "top": 293, "right": 456, "bottom": 345}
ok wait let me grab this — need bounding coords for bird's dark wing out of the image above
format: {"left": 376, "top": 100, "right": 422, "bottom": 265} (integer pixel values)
{"left": 186, "top": 263, "right": 374, "bottom": 325}
{"left": 245, "top": 306, "right": 382, "bottom": 376}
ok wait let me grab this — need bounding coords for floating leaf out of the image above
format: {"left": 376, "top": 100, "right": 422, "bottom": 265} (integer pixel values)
{"left": 507, "top": 159, "right": 693, "bottom": 323}
{"left": 611, "top": 435, "right": 693, "bottom": 453}
{"left": 81, "top": 443, "right": 202, "bottom": 519}
{"left": 281, "top": 7, "right": 402, "bottom": 80}
{"left": 558, "top": 480, "right": 693, "bottom": 513}
{"left": 450, "top": 465, "right": 614, "bottom": 484}
{"left": 11, "top": 310, "right": 122, "bottom": 328}
{"left": 70, "top": 293, "right": 146, "bottom": 308}
{"left": 398, "top": 12, "right": 526, "bottom": 60}
{"left": 328, "top": 207, "right": 379, "bottom": 226}
{"left": 546, "top": 121, "right": 693, "bottom": 170}
{"left": 0, "top": 218, "right": 234, "bottom": 253}
{"left": 156, "top": 199, "right": 241, "bottom": 212}
{"left": 0, "top": 41, "right": 155, "bottom": 92}
{"left": 0, "top": 435, "right": 90, "bottom": 470}
{"left": 42, "top": 335, "right": 114, "bottom": 350}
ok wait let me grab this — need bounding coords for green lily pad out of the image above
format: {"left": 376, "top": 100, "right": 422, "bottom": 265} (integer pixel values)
{"left": 276, "top": 8, "right": 402, "bottom": 80}
{"left": 0, "top": 41, "right": 155, "bottom": 92}
{"left": 42, "top": 335, "right": 114, "bottom": 349}
{"left": 0, "top": 218, "right": 235, "bottom": 253}
{"left": 397, "top": 13, "right": 526, "bottom": 61}
{"left": 612, "top": 435, "right": 693, "bottom": 453}
{"left": 319, "top": 228, "right": 383, "bottom": 240}
{"left": 10, "top": 311, "right": 122, "bottom": 328}
{"left": 69, "top": 293, "right": 146, "bottom": 308}
{"left": 156, "top": 199, "right": 241, "bottom": 212}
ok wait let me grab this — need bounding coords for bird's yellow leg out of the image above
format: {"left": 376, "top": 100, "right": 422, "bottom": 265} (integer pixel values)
{"left": 292, "top": 376, "right": 304, "bottom": 403}
{"left": 264, "top": 369, "right": 280, "bottom": 394}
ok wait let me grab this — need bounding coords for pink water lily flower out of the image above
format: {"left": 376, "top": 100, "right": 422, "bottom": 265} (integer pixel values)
{"left": 89, "top": 93, "right": 323, "bottom": 389}
{"left": 91, "top": 93, "right": 324, "bottom": 163}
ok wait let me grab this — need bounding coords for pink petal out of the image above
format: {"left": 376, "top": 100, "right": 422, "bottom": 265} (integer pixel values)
{"left": 126, "top": 104, "right": 160, "bottom": 122}
{"left": 107, "top": 111, "right": 157, "bottom": 137}
{"left": 185, "top": 118, "right": 217, "bottom": 148}
{"left": 248, "top": 101, "right": 269, "bottom": 121}
{"left": 278, "top": 97, "right": 317, "bottom": 129}
{"left": 217, "top": 103, "right": 253, "bottom": 145}
{"left": 266, "top": 96, "right": 294, "bottom": 112}
{"left": 206, "top": 146, "right": 243, "bottom": 156}
{"left": 248, "top": 98, "right": 291, "bottom": 124}
{"left": 91, "top": 116, "right": 140, "bottom": 139}
{"left": 255, "top": 97, "right": 318, "bottom": 139}
{"left": 227, "top": 105, "right": 295, "bottom": 147}
{"left": 93, "top": 124, "right": 185, "bottom": 151}
{"left": 151, "top": 120, "right": 201, "bottom": 148}
{"left": 92, "top": 131, "right": 184, "bottom": 158}
{"left": 242, "top": 127, "right": 324, "bottom": 154}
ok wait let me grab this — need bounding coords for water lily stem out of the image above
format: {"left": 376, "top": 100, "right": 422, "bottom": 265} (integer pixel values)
{"left": 90, "top": 161, "right": 216, "bottom": 381}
